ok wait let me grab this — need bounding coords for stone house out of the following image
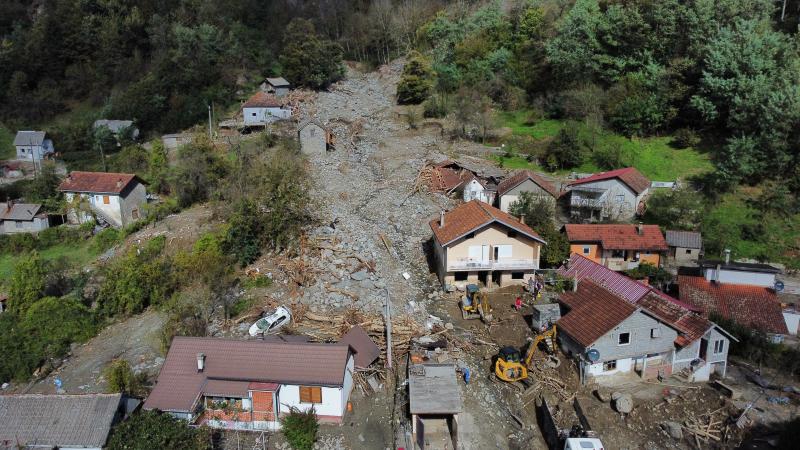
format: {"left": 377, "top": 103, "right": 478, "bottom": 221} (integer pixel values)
{"left": 58, "top": 171, "right": 147, "bottom": 228}
{"left": 566, "top": 167, "right": 650, "bottom": 221}
{"left": 564, "top": 223, "right": 668, "bottom": 270}
{"left": 0, "top": 202, "right": 49, "bottom": 234}
{"left": 495, "top": 169, "right": 559, "bottom": 213}
{"left": 260, "top": 77, "right": 291, "bottom": 97}
{"left": 665, "top": 230, "right": 702, "bottom": 264}
{"left": 298, "top": 119, "right": 331, "bottom": 156}
{"left": 430, "top": 200, "right": 545, "bottom": 290}
{"left": 13, "top": 130, "right": 54, "bottom": 162}
{"left": 144, "top": 337, "right": 355, "bottom": 431}
{"left": 242, "top": 92, "right": 291, "bottom": 126}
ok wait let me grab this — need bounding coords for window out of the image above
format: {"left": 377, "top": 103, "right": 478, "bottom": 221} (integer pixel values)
{"left": 616, "top": 194, "right": 625, "bottom": 203}
{"left": 651, "top": 327, "right": 660, "bottom": 338}
{"left": 512, "top": 272, "right": 524, "bottom": 280}
{"left": 299, "top": 386, "right": 322, "bottom": 404}
{"left": 582, "top": 246, "right": 591, "bottom": 255}
{"left": 685, "top": 249, "right": 692, "bottom": 255}
{"left": 103, "top": 195, "right": 110, "bottom": 205}
{"left": 251, "top": 112, "right": 257, "bottom": 116}
{"left": 15, "top": 221, "right": 22, "bottom": 229}
{"left": 713, "top": 339, "right": 725, "bottom": 354}
{"left": 603, "top": 360, "right": 617, "bottom": 371}
{"left": 618, "top": 332, "right": 631, "bottom": 345}
{"left": 455, "top": 272, "right": 468, "bottom": 281}
{"left": 611, "top": 250, "right": 624, "bottom": 258}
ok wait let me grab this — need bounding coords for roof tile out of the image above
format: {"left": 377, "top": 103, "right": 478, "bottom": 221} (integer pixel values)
{"left": 564, "top": 224, "right": 668, "bottom": 251}
{"left": 430, "top": 200, "right": 545, "bottom": 246}
{"left": 58, "top": 171, "right": 141, "bottom": 194}
{"left": 557, "top": 280, "right": 637, "bottom": 347}
{"left": 243, "top": 91, "right": 282, "bottom": 108}
{"left": 567, "top": 167, "right": 651, "bottom": 194}
{"left": 496, "top": 170, "right": 558, "bottom": 198}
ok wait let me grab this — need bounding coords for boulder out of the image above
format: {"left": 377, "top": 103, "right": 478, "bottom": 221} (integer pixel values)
{"left": 663, "top": 421, "right": 683, "bottom": 440}
{"left": 614, "top": 393, "right": 634, "bottom": 414}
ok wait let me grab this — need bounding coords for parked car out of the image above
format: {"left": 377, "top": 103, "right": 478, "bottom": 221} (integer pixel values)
{"left": 249, "top": 306, "right": 292, "bottom": 336}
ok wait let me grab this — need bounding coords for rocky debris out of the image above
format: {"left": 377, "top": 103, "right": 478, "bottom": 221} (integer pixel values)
{"left": 662, "top": 421, "right": 683, "bottom": 440}
{"left": 613, "top": 392, "right": 634, "bottom": 414}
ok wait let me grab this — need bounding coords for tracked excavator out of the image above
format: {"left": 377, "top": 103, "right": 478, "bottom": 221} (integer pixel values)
{"left": 493, "top": 325, "right": 559, "bottom": 391}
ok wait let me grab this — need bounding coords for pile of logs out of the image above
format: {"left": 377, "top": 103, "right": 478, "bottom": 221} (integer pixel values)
{"left": 683, "top": 408, "right": 727, "bottom": 447}
{"left": 296, "top": 307, "right": 424, "bottom": 364}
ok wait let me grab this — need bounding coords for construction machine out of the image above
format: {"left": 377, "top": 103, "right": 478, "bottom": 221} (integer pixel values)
{"left": 460, "top": 284, "right": 493, "bottom": 323}
{"left": 493, "top": 326, "right": 558, "bottom": 390}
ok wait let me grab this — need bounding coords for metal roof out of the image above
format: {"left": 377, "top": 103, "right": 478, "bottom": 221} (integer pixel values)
{"left": 265, "top": 77, "right": 290, "bottom": 87}
{"left": 0, "top": 393, "right": 122, "bottom": 448}
{"left": 665, "top": 230, "right": 702, "bottom": 249}
{"left": 13, "top": 131, "right": 46, "bottom": 146}
{"left": 698, "top": 260, "right": 781, "bottom": 274}
{"left": 0, "top": 203, "right": 43, "bottom": 221}
{"left": 93, "top": 119, "right": 135, "bottom": 133}
{"left": 409, "top": 364, "right": 462, "bottom": 415}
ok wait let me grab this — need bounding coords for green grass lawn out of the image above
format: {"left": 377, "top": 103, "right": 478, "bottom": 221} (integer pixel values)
{"left": 0, "top": 124, "right": 15, "bottom": 160}
{"left": 0, "top": 240, "right": 100, "bottom": 286}
{"left": 495, "top": 111, "right": 713, "bottom": 181}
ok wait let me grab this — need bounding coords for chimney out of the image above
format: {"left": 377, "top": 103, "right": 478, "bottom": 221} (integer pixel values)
{"left": 572, "top": 277, "right": 578, "bottom": 292}
{"left": 724, "top": 248, "right": 731, "bottom": 265}
{"left": 637, "top": 223, "right": 643, "bottom": 236}
{"left": 439, "top": 210, "right": 445, "bottom": 227}
{"left": 519, "top": 215, "right": 525, "bottom": 225}
{"left": 197, "top": 353, "right": 205, "bottom": 372}
{"left": 715, "top": 264, "right": 721, "bottom": 284}
{"left": 116, "top": 179, "right": 123, "bottom": 189}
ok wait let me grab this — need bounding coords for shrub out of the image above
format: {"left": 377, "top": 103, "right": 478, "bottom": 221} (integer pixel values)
{"left": 107, "top": 410, "right": 211, "bottom": 450}
{"left": 542, "top": 123, "right": 585, "bottom": 170}
{"left": 671, "top": 128, "right": 700, "bottom": 149}
{"left": 90, "top": 228, "right": 122, "bottom": 254}
{"left": 281, "top": 407, "right": 319, "bottom": 450}
{"left": 104, "top": 359, "right": 148, "bottom": 397}
{"left": 592, "top": 143, "right": 627, "bottom": 170}
{"left": 397, "top": 51, "right": 433, "bottom": 105}
{"left": 422, "top": 95, "right": 448, "bottom": 118}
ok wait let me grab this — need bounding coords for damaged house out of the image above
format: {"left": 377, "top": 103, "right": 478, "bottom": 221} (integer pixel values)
{"left": 566, "top": 167, "right": 650, "bottom": 221}
{"left": 557, "top": 253, "right": 735, "bottom": 383}
{"left": 430, "top": 200, "right": 545, "bottom": 290}
{"left": 144, "top": 337, "right": 355, "bottom": 431}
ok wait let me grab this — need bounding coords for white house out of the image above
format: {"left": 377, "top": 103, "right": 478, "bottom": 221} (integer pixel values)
{"left": 59, "top": 171, "right": 147, "bottom": 228}
{"left": 13, "top": 130, "right": 54, "bottom": 162}
{"left": 566, "top": 167, "right": 651, "bottom": 221}
{"left": 0, "top": 202, "right": 49, "bottom": 234}
{"left": 242, "top": 92, "right": 292, "bottom": 126}
{"left": 495, "top": 169, "right": 559, "bottom": 213}
{"left": 144, "top": 337, "right": 355, "bottom": 431}
{"left": 461, "top": 176, "right": 496, "bottom": 204}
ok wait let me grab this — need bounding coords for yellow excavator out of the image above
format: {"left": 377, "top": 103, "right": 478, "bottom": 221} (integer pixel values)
{"left": 493, "top": 326, "right": 558, "bottom": 390}
{"left": 460, "top": 284, "right": 493, "bottom": 323}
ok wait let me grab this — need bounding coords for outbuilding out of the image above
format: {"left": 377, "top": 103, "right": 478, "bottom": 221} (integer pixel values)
{"left": 242, "top": 92, "right": 291, "bottom": 126}
{"left": 665, "top": 230, "right": 702, "bottom": 264}
{"left": 260, "top": 77, "right": 291, "bottom": 97}
{"left": 13, "top": 130, "right": 54, "bottom": 162}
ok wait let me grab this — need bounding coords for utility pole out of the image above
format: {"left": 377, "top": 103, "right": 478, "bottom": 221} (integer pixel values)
{"left": 385, "top": 287, "right": 392, "bottom": 370}
{"left": 208, "top": 103, "right": 213, "bottom": 139}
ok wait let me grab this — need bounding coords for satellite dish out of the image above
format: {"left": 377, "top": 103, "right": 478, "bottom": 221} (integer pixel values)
{"left": 775, "top": 281, "right": 785, "bottom": 292}
{"left": 587, "top": 349, "right": 600, "bottom": 363}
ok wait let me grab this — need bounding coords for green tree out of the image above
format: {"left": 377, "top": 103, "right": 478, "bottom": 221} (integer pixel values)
{"left": 170, "top": 136, "right": 227, "bottom": 208}
{"left": 8, "top": 252, "right": 47, "bottom": 315}
{"left": 642, "top": 188, "right": 705, "bottom": 230}
{"left": 543, "top": 123, "right": 585, "bottom": 170}
{"left": 397, "top": 51, "right": 433, "bottom": 104}
{"left": 280, "top": 19, "right": 345, "bottom": 89}
{"left": 281, "top": 407, "right": 319, "bottom": 450}
{"left": 107, "top": 410, "right": 211, "bottom": 450}
{"left": 508, "top": 193, "right": 569, "bottom": 267}
{"left": 223, "top": 199, "right": 264, "bottom": 267}
{"left": 104, "top": 359, "right": 147, "bottom": 397}
{"left": 27, "top": 161, "right": 63, "bottom": 209}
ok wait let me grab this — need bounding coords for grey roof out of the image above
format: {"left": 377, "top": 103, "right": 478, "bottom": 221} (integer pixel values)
{"left": 0, "top": 203, "right": 42, "bottom": 221}
{"left": 666, "top": 230, "right": 702, "bottom": 249}
{"left": 265, "top": 77, "right": 290, "bottom": 87}
{"left": 698, "top": 260, "right": 781, "bottom": 274}
{"left": 13, "top": 131, "right": 46, "bottom": 146}
{"left": 409, "top": 364, "right": 462, "bottom": 415}
{"left": 0, "top": 393, "right": 122, "bottom": 448}
{"left": 93, "top": 119, "right": 135, "bottom": 133}
{"left": 299, "top": 118, "right": 326, "bottom": 131}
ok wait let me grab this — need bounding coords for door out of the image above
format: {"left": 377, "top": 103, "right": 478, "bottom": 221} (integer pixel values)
{"left": 481, "top": 245, "right": 490, "bottom": 264}
{"left": 699, "top": 339, "right": 708, "bottom": 360}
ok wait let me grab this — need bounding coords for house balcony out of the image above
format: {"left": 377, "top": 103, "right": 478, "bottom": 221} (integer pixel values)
{"left": 448, "top": 258, "right": 538, "bottom": 272}
{"left": 604, "top": 259, "right": 639, "bottom": 271}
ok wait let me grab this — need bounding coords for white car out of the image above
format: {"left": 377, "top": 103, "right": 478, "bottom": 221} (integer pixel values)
{"left": 248, "top": 306, "right": 292, "bottom": 337}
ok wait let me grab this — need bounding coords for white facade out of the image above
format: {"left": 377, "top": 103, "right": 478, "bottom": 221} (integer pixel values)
{"left": 16, "top": 140, "right": 54, "bottom": 161}
{"left": 569, "top": 179, "right": 647, "bottom": 221}
{"left": 243, "top": 106, "right": 292, "bottom": 126}
{"left": 703, "top": 268, "right": 776, "bottom": 287}
{"left": 586, "top": 357, "right": 633, "bottom": 376}
{"left": 784, "top": 310, "right": 800, "bottom": 336}
{"left": 64, "top": 182, "right": 146, "bottom": 228}
{"left": 462, "top": 179, "right": 492, "bottom": 203}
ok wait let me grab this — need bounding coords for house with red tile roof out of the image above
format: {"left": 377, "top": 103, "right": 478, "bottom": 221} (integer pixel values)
{"left": 678, "top": 274, "right": 788, "bottom": 341}
{"left": 495, "top": 169, "right": 559, "bottom": 213}
{"left": 566, "top": 167, "right": 650, "bottom": 221}
{"left": 144, "top": 337, "right": 355, "bottom": 430}
{"left": 564, "top": 223, "right": 668, "bottom": 271}
{"left": 242, "top": 91, "right": 291, "bottom": 126}
{"left": 556, "top": 254, "right": 734, "bottom": 382}
{"left": 58, "top": 171, "right": 147, "bottom": 228}
{"left": 430, "top": 200, "right": 546, "bottom": 290}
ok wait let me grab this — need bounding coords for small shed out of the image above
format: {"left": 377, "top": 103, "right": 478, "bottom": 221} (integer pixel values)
{"left": 666, "top": 230, "right": 702, "bottom": 264}
{"left": 162, "top": 133, "right": 193, "bottom": 150}
{"left": 532, "top": 303, "right": 561, "bottom": 332}
{"left": 260, "top": 77, "right": 291, "bottom": 97}
{"left": 13, "top": 130, "right": 54, "bottom": 162}
{"left": 93, "top": 119, "right": 140, "bottom": 141}
{"left": 298, "top": 119, "right": 331, "bottom": 156}
{"left": 409, "top": 363, "right": 462, "bottom": 449}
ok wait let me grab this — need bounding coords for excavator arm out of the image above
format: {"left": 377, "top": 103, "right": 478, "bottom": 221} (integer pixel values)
{"left": 524, "top": 325, "right": 558, "bottom": 368}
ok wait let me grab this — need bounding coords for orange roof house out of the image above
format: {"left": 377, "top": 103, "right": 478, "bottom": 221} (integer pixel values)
{"left": 430, "top": 200, "right": 545, "bottom": 290}
{"left": 564, "top": 224, "right": 667, "bottom": 271}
